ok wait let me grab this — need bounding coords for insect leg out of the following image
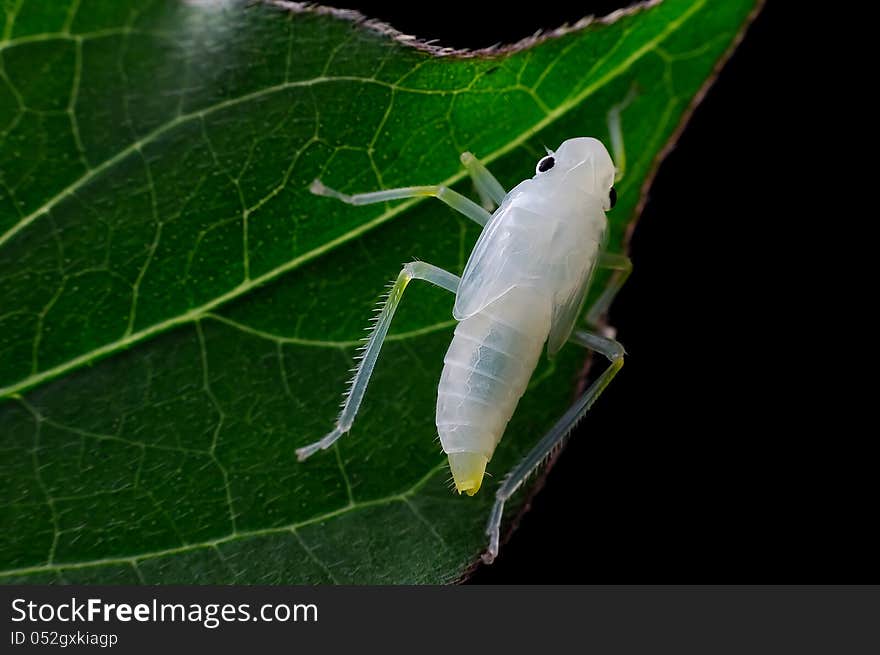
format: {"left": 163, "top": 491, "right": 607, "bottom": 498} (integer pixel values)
{"left": 310, "top": 179, "right": 490, "bottom": 227}
{"left": 296, "top": 261, "right": 460, "bottom": 461}
{"left": 585, "top": 253, "right": 633, "bottom": 328}
{"left": 460, "top": 152, "right": 506, "bottom": 210}
{"left": 483, "top": 329, "right": 624, "bottom": 564}
{"left": 606, "top": 83, "right": 639, "bottom": 182}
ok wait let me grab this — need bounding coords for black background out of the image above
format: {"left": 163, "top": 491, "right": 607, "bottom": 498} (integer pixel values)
{"left": 328, "top": 3, "right": 863, "bottom": 583}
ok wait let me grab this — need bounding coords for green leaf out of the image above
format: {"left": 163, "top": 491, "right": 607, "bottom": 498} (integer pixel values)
{"left": 0, "top": 0, "right": 760, "bottom": 583}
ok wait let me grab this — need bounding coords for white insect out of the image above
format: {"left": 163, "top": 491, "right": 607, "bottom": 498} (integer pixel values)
{"left": 297, "top": 129, "right": 633, "bottom": 564}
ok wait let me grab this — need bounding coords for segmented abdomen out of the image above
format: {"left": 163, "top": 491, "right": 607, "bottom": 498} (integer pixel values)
{"left": 436, "top": 286, "right": 551, "bottom": 459}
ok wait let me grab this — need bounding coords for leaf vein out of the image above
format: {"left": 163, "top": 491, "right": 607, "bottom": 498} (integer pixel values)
{"left": 1, "top": 0, "right": 704, "bottom": 399}
{"left": 0, "top": 461, "right": 447, "bottom": 579}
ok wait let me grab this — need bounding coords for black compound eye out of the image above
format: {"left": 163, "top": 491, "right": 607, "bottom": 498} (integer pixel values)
{"left": 609, "top": 186, "right": 617, "bottom": 209}
{"left": 536, "top": 156, "right": 555, "bottom": 174}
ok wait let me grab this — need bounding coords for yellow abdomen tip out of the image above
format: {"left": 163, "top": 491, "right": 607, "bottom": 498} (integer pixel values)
{"left": 448, "top": 452, "right": 488, "bottom": 496}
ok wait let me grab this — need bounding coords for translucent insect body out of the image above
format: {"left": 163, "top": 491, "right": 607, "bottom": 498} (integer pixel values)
{"left": 298, "top": 137, "right": 631, "bottom": 564}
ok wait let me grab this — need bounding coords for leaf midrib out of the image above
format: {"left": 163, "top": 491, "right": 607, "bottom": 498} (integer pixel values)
{"left": 0, "top": 0, "right": 704, "bottom": 400}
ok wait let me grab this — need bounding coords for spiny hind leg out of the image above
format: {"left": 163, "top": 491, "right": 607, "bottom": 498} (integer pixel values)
{"left": 585, "top": 252, "right": 633, "bottom": 332}
{"left": 310, "top": 179, "right": 491, "bottom": 227}
{"left": 296, "top": 261, "right": 460, "bottom": 461}
{"left": 483, "top": 329, "right": 624, "bottom": 564}
{"left": 460, "top": 151, "right": 506, "bottom": 210}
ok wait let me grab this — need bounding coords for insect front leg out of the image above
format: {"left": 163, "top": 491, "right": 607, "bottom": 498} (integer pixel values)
{"left": 606, "top": 83, "right": 639, "bottom": 182}
{"left": 310, "top": 179, "right": 491, "bottom": 227}
{"left": 296, "top": 261, "right": 460, "bottom": 461}
{"left": 459, "top": 151, "right": 506, "bottom": 210}
{"left": 585, "top": 252, "right": 633, "bottom": 330}
{"left": 483, "top": 329, "right": 624, "bottom": 564}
